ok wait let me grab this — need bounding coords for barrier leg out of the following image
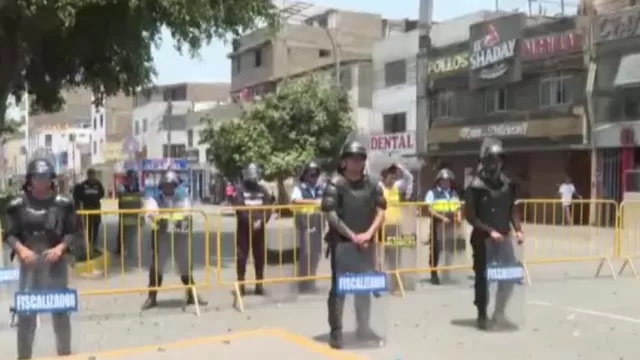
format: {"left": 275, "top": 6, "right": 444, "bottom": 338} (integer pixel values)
{"left": 394, "top": 270, "right": 405, "bottom": 298}
{"left": 594, "top": 257, "right": 616, "bottom": 279}
{"left": 523, "top": 262, "right": 532, "bottom": 286}
{"left": 190, "top": 286, "right": 201, "bottom": 317}
{"left": 232, "top": 282, "right": 245, "bottom": 313}
{"left": 618, "top": 258, "right": 638, "bottom": 278}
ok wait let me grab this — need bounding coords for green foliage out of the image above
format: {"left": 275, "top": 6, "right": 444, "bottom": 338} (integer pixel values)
{"left": 0, "top": 0, "right": 278, "bottom": 134}
{"left": 200, "top": 75, "right": 354, "bottom": 179}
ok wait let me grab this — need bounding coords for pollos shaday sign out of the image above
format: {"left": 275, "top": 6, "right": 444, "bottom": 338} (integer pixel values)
{"left": 470, "top": 23, "right": 517, "bottom": 80}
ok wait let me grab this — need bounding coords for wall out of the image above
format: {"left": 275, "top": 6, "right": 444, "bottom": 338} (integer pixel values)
{"left": 25, "top": 127, "right": 92, "bottom": 174}
{"left": 3, "top": 137, "right": 26, "bottom": 177}
{"left": 133, "top": 101, "right": 220, "bottom": 158}
{"left": 371, "top": 29, "right": 419, "bottom": 133}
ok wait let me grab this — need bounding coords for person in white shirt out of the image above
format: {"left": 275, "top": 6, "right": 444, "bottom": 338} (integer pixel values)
{"left": 558, "top": 177, "right": 580, "bottom": 225}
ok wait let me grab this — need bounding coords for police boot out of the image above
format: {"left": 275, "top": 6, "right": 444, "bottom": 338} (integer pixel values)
{"left": 141, "top": 274, "right": 162, "bottom": 310}
{"left": 327, "top": 296, "right": 344, "bottom": 349}
{"left": 476, "top": 307, "right": 489, "bottom": 331}
{"left": 491, "top": 286, "right": 517, "bottom": 329}
{"left": 255, "top": 271, "right": 266, "bottom": 296}
{"left": 430, "top": 271, "right": 441, "bottom": 285}
{"left": 355, "top": 295, "right": 385, "bottom": 346}
{"left": 181, "top": 275, "right": 208, "bottom": 306}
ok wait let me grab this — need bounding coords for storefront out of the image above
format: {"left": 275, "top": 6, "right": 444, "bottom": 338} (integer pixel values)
{"left": 426, "top": 117, "right": 589, "bottom": 199}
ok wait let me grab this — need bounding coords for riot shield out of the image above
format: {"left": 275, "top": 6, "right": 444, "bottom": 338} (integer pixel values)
{"left": 485, "top": 235, "right": 525, "bottom": 331}
{"left": 264, "top": 213, "right": 300, "bottom": 303}
{"left": 14, "top": 251, "right": 77, "bottom": 358}
{"left": 0, "top": 243, "right": 19, "bottom": 329}
{"left": 382, "top": 223, "right": 417, "bottom": 293}
{"left": 434, "top": 218, "right": 468, "bottom": 284}
{"left": 335, "top": 242, "right": 387, "bottom": 348}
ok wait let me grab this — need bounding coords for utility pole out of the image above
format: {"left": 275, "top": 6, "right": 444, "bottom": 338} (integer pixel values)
{"left": 416, "top": 0, "right": 433, "bottom": 197}
{"left": 164, "top": 100, "right": 173, "bottom": 159}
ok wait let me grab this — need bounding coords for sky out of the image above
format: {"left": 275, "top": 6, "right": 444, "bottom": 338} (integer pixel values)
{"left": 152, "top": 0, "right": 577, "bottom": 85}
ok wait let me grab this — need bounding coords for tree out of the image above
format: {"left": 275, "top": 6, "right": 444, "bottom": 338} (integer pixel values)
{"left": 199, "top": 118, "right": 273, "bottom": 180}
{"left": 241, "top": 75, "right": 353, "bottom": 179}
{"left": 0, "top": 0, "right": 278, "bottom": 135}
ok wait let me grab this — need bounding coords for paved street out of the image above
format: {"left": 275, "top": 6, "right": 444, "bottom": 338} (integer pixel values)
{"left": 0, "top": 206, "right": 637, "bottom": 359}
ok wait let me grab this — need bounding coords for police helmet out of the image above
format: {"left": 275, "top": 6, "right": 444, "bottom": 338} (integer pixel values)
{"left": 242, "top": 163, "right": 261, "bottom": 182}
{"left": 26, "top": 158, "right": 56, "bottom": 179}
{"left": 479, "top": 137, "right": 505, "bottom": 160}
{"left": 435, "top": 168, "right": 454, "bottom": 182}
{"left": 299, "top": 161, "right": 321, "bottom": 181}
{"left": 160, "top": 171, "right": 180, "bottom": 186}
{"left": 340, "top": 141, "right": 367, "bottom": 159}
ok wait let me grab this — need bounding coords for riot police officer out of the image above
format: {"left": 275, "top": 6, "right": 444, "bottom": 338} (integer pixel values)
{"left": 464, "top": 138, "right": 524, "bottom": 330}
{"left": 3, "top": 156, "right": 78, "bottom": 359}
{"left": 141, "top": 171, "right": 207, "bottom": 310}
{"left": 321, "top": 141, "right": 386, "bottom": 349}
{"left": 291, "top": 161, "right": 324, "bottom": 293}
{"left": 115, "top": 170, "right": 143, "bottom": 263}
{"left": 424, "top": 168, "right": 461, "bottom": 285}
{"left": 233, "top": 163, "right": 274, "bottom": 296}
{"left": 72, "top": 168, "right": 105, "bottom": 255}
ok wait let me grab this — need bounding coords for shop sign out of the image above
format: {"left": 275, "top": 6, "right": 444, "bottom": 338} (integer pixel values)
{"left": 428, "top": 53, "right": 469, "bottom": 75}
{"left": 595, "top": 8, "right": 640, "bottom": 43}
{"left": 470, "top": 24, "right": 517, "bottom": 80}
{"left": 369, "top": 132, "right": 416, "bottom": 157}
{"left": 521, "top": 31, "right": 582, "bottom": 60}
{"left": 459, "top": 122, "right": 528, "bottom": 140}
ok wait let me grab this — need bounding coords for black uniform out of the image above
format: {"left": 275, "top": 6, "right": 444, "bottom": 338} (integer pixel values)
{"left": 72, "top": 170, "right": 105, "bottom": 254}
{"left": 3, "top": 158, "right": 78, "bottom": 359}
{"left": 115, "top": 171, "right": 143, "bottom": 259}
{"left": 464, "top": 138, "right": 522, "bottom": 330}
{"left": 321, "top": 141, "right": 386, "bottom": 350}
{"left": 233, "top": 163, "right": 274, "bottom": 296}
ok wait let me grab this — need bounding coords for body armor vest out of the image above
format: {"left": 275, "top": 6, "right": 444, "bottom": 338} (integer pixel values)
{"left": 330, "top": 174, "right": 378, "bottom": 243}
{"left": 469, "top": 175, "right": 514, "bottom": 234}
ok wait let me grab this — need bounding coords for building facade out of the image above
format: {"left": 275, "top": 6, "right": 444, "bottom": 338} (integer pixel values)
{"left": 368, "top": 27, "right": 420, "bottom": 173}
{"left": 424, "top": 13, "right": 589, "bottom": 207}
{"left": 228, "top": 7, "right": 404, "bottom": 131}
{"left": 590, "top": 5, "right": 640, "bottom": 201}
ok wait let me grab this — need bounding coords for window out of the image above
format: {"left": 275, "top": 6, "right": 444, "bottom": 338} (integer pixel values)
{"left": 382, "top": 113, "right": 407, "bottom": 133}
{"left": 319, "top": 49, "right": 331, "bottom": 58}
{"left": 540, "top": 74, "right": 572, "bottom": 107}
{"left": 187, "top": 129, "right": 194, "bottom": 147}
{"left": 134, "top": 121, "right": 140, "bottom": 135}
{"left": 99, "top": 114, "right": 104, "bottom": 128}
{"left": 232, "top": 57, "right": 241, "bottom": 74}
{"left": 44, "top": 134, "right": 52, "bottom": 147}
{"left": 93, "top": 141, "right": 97, "bottom": 155}
{"left": 485, "top": 88, "right": 509, "bottom": 113}
{"left": 254, "top": 49, "right": 262, "bottom": 67}
{"left": 162, "top": 144, "right": 187, "bottom": 158}
{"left": 69, "top": 134, "right": 75, "bottom": 142}
{"left": 93, "top": 117, "right": 97, "bottom": 130}
{"left": 142, "top": 118, "right": 148, "bottom": 133}
{"left": 384, "top": 60, "right": 406, "bottom": 87}
{"left": 163, "top": 86, "right": 187, "bottom": 101}
{"left": 432, "top": 91, "right": 456, "bottom": 118}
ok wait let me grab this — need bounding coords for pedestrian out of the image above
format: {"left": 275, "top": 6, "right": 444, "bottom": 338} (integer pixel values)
{"left": 558, "top": 176, "right": 580, "bottom": 225}
{"left": 424, "top": 168, "right": 462, "bottom": 285}
{"left": 3, "top": 156, "right": 78, "bottom": 359}
{"left": 321, "top": 141, "right": 386, "bottom": 349}
{"left": 291, "top": 161, "right": 324, "bottom": 293}
{"left": 464, "top": 137, "right": 524, "bottom": 330}
{"left": 226, "top": 182, "right": 235, "bottom": 204}
{"left": 378, "top": 162, "right": 413, "bottom": 290}
{"left": 233, "top": 163, "right": 275, "bottom": 296}
{"left": 72, "top": 168, "right": 105, "bottom": 256}
{"left": 140, "top": 171, "right": 208, "bottom": 310}
{"left": 115, "top": 170, "right": 143, "bottom": 264}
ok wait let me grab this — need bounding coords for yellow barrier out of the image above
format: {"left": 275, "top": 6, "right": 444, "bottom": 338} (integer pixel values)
{"left": 75, "top": 208, "right": 211, "bottom": 315}
{"left": 617, "top": 200, "right": 640, "bottom": 277}
{"left": 516, "top": 199, "right": 617, "bottom": 279}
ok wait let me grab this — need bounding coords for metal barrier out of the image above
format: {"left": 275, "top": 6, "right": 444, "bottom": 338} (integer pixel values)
{"left": 516, "top": 199, "right": 618, "bottom": 280}
{"left": 618, "top": 200, "right": 640, "bottom": 277}
{"left": 75, "top": 208, "right": 211, "bottom": 315}
{"left": 217, "top": 204, "right": 335, "bottom": 312}
{"left": 382, "top": 201, "right": 475, "bottom": 297}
